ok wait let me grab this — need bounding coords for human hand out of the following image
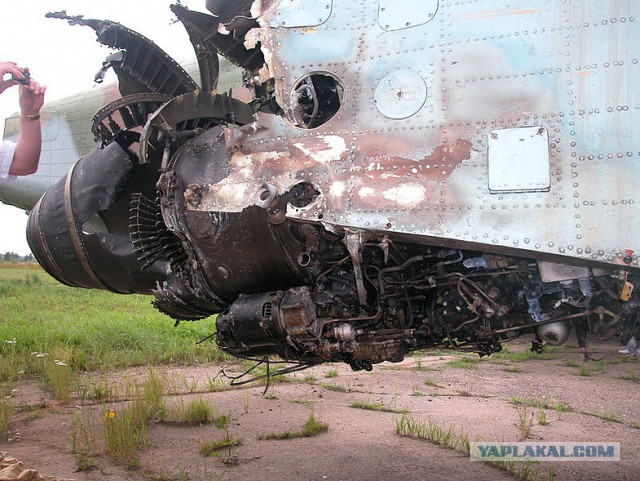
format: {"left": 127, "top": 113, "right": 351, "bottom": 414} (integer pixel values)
{"left": 0, "top": 61, "right": 29, "bottom": 94}
{"left": 19, "top": 74, "right": 46, "bottom": 116}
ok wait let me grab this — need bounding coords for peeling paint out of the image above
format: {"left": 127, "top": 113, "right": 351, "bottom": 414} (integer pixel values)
{"left": 329, "top": 181, "right": 346, "bottom": 198}
{"left": 381, "top": 183, "right": 427, "bottom": 207}
{"left": 293, "top": 135, "right": 348, "bottom": 163}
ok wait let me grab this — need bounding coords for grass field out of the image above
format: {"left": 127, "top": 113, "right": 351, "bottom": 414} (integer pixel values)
{"left": 0, "top": 263, "right": 223, "bottom": 385}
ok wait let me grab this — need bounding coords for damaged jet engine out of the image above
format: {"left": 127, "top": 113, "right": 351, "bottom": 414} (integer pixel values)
{"left": 25, "top": 1, "right": 640, "bottom": 371}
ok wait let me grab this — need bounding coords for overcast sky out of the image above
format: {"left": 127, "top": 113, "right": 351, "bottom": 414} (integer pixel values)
{"left": 0, "top": 0, "right": 206, "bottom": 255}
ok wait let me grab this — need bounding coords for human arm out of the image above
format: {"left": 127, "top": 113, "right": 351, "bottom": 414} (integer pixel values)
{"left": 10, "top": 74, "right": 46, "bottom": 176}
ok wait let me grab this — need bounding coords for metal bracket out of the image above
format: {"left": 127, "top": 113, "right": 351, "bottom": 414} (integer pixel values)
{"left": 344, "top": 229, "right": 368, "bottom": 306}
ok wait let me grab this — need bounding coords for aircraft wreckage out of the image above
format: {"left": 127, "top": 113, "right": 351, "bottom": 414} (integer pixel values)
{"left": 20, "top": 1, "right": 640, "bottom": 373}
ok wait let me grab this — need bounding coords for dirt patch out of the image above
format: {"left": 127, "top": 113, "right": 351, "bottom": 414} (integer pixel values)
{"left": 1, "top": 336, "right": 639, "bottom": 481}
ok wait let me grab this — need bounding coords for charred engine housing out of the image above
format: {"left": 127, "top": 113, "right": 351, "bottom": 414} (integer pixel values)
{"left": 27, "top": 142, "right": 167, "bottom": 294}
{"left": 146, "top": 126, "right": 317, "bottom": 320}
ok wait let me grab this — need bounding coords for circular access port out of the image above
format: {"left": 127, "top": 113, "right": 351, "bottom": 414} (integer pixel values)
{"left": 288, "top": 73, "right": 344, "bottom": 129}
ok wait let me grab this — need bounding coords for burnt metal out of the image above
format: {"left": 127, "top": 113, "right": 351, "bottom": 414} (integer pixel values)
{"left": 138, "top": 90, "right": 255, "bottom": 164}
{"left": 169, "top": 5, "right": 220, "bottom": 92}
{"left": 46, "top": 11, "right": 197, "bottom": 97}
{"left": 91, "top": 93, "right": 173, "bottom": 154}
{"left": 27, "top": 142, "right": 168, "bottom": 294}
{"left": 202, "top": 0, "right": 264, "bottom": 70}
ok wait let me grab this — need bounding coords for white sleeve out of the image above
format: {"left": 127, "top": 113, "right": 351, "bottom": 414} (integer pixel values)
{"left": 0, "top": 140, "right": 17, "bottom": 181}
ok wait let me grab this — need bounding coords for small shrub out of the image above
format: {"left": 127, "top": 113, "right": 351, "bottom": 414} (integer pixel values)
{"left": 213, "top": 414, "right": 229, "bottom": 429}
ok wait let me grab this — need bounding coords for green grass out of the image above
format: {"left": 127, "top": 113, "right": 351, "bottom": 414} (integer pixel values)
{"left": 509, "top": 396, "right": 572, "bottom": 413}
{"left": 565, "top": 358, "right": 582, "bottom": 368}
{"left": 490, "top": 347, "right": 556, "bottom": 363}
{"left": 396, "top": 415, "right": 545, "bottom": 481}
{"left": 395, "top": 414, "right": 470, "bottom": 453}
{"left": 183, "top": 396, "right": 213, "bottom": 424}
{"left": 349, "top": 400, "right": 409, "bottom": 414}
{"left": 0, "top": 265, "right": 223, "bottom": 383}
{"left": 0, "top": 398, "right": 13, "bottom": 439}
{"left": 424, "top": 377, "right": 444, "bottom": 388}
{"left": 583, "top": 410, "right": 623, "bottom": 424}
{"left": 320, "top": 383, "right": 351, "bottom": 393}
{"left": 200, "top": 436, "right": 242, "bottom": 456}
{"left": 445, "top": 356, "right": 479, "bottom": 369}
{"left": 325, "top": 369, "right": 338, "bottom": 378}
{"left": 258, "top": 412, "right": 328, "bottom": 440}
{"left": 618, "top": 371, "right": 640, "bottom": 383}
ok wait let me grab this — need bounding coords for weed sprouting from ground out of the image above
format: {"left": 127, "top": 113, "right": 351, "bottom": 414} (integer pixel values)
{"left": 325, "top": 369, "right": 338, "bottom": 378}
{"left": 503, "top": 365, "right": 523, "bottom": 373}
{"left": 516, "top": 406, "right": 534, "bottom": 440}
{"left": 200, "top": 436, "right": 243, "bottom": 456}
{"left": 103, "top": 397, "right": 152, "bottom": 468}
{"left": 395, "top": 414, "right": 470, "bottom": 453}
{"left": 200, "top": 414, "right": 241, "bottom": 464}
{"left": 184, "top": 396, "right": 213, "bottom": 424}
{"left": 578, "top": 367, "right": 593, "bottom": 376}
{"left": 0, "top": 398, "right": 14, "bottom": 440}
{"left": 490, "top": 347, "right": 556, "bottom": 363}
{"left": 70, "top": 371, "right": 168, "bottom": 468}
{"left": 258, "top": 412, "right": 328, "bottom": 440}
{"left": 537, "top": 410, "right": 549, "bottom": 426}
{"left": 424, "top": 377, "right": 444, "bottom": 388}
{"left": 565, "top": 358, "right": 582, "bottom": 368}
{"left": 41, "top": 348, "right": 75, "bottom": 404}
{"left": 396, "top": 415, "right": 545, "bottom": 481}
{"left": 321, "top": 383, "right": 351, "bottom": 393}
{"left": 446, "top": 356, "right": 479, "bottom": 369}
{"left": 508, "top": 396, "right": 572, "bottom": 413}
{"left": 349, "top": 400, "right": 409, "bottom": 414}
{"left": 619, "top": 371, "right": 640, "bottom": 383}
{"left": 71, "top": 411, "right": 97, "bottom": 472}
{"left": 242, "top": 392, "right": 250, "bottom": 413}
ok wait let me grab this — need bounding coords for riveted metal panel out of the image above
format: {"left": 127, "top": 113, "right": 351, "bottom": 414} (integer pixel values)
{"left": 374, "top": 70, "right": 427, "bottom": 119}
{"left": 199, "top": 0, "right": 640, "bottom": 271}
{"left": 378, "top": 0, "right": 438, "bottom": 31}
{"left": 488, "top": 127, "right": 550, "bottom": 193}
{"left": 274, "top": 0, "right": 332, "bottom": 28}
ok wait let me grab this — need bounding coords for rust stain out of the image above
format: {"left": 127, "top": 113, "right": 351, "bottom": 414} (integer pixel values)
{"left": 362, "top": 139, "right": 472, "bottom": 182}
{"left": 424, "top": 139, "right": 473, "bottom": 164}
